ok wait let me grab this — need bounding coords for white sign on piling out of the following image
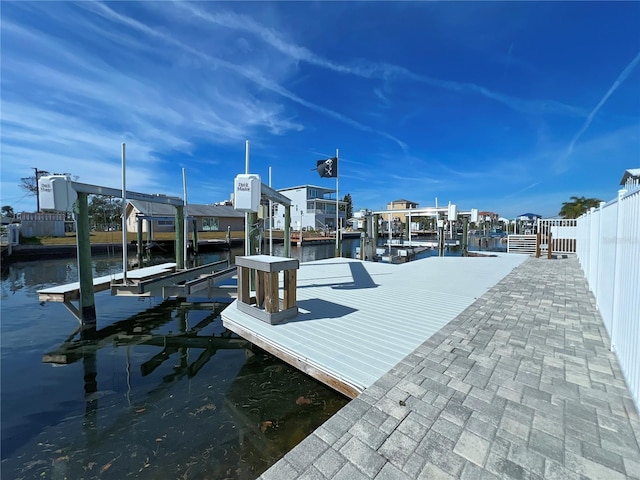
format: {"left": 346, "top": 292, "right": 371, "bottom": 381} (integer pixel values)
{"left": 234, "top": 174, "right": 261, "bottom": 212}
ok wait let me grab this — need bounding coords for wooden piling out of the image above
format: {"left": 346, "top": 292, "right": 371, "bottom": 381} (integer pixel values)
{"left": 284, "top": 206, "right": 291, "bottom": 257}
{"left": 76, "top": 192, "right": 97, "bottom": 324}
{"left": 137, "top": 217, "right": 143, "bottom": 267}
{"left": 438, "top": 222, "right": 445, "bottom": 257}
{"left": 192, "top": 219, "right": 198, "bottom": 255}
{"left": 462, "top": 217, "right": 469, "bottom": 257}
{"left": 175, "top": 205, "right": 184, "bottom": 269}
{"left": 248, "top": 212, "right": 259, "bottom": 255}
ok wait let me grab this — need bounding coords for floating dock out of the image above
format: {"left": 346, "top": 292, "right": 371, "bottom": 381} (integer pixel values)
{"left": 222, "top": 253, "right": 528, "bottom": 398}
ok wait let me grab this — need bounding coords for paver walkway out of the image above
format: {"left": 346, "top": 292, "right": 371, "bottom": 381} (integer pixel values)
{"left": 258, "top": 256, "right": 640, "bottom": 479}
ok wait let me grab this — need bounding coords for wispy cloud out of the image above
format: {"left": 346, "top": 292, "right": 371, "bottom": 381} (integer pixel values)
{"left": 176, "top": 1, "right": 585, "bottom": 118}
{"left": 0, "top": 4, "right": 313, "bottom": 210}
{"left": 564, "top": 50, "right": 640, "bottom": 160}
{"left": 2, "top": 1, "right": 636, "bottom": 218}
{"left": 1, "top": 19, "right": 302, "bottom": 147}
{"left": 172, "top": 2, "right": 356, "bottom": 75}
{"left": 78, "top": 2, "right": 407, "bottom": 151}
{"left": 502, "top": 182, "right": 540, "bottom": 200}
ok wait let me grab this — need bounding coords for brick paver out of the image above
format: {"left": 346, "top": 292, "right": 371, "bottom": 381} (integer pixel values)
{"left": 258, "top": 256, "right": 640, "bottom": 479}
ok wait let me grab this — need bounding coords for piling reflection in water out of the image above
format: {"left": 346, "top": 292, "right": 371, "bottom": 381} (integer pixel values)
{"left": 1, "top": 253, "right": 349, "bottom": 479}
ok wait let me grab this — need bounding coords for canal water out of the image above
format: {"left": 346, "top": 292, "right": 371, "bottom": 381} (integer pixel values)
{"left": 1, "top": 241, "right": 362, "bottom": 480}
{"left": 1, "top": 236, "right": 503, "bottom": 479}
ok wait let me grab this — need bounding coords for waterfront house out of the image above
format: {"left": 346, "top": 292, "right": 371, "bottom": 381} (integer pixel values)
{"left": 271, "top": 185, "right": 346, "bottom": 231}
{"left": 620, "top": 168, "right": 640, "bottom": 189}
{"left": 387, "top": 199, "right": 418, "bottom": 210}
{"left": 126, "top": 201, "right": 244, "bottom": 234}
{"left": 384, "top": 199, "right": 420, "bottom": 233}
{"left": 348, "top": 209, "right": 371, "bottom": 230}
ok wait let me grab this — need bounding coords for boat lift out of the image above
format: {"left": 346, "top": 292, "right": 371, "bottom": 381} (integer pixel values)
{"left": 368, "top": 205, "right": 479, "bottom": 258}
{"left": 37, "top": 169, "right": 293, "bottom": 326}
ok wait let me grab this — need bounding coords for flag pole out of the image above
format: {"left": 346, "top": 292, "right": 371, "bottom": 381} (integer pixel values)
{"left": 121, "top": 142, "right": 127, "bottom": 284}
{"left": 335, "top": 148, "right": 339, "bottom": 257}
{"left": 244, "top": 140, "right": 250, "bottom": 256}
{"left": 183, "top": 167, "right": 188, "bottom": 268}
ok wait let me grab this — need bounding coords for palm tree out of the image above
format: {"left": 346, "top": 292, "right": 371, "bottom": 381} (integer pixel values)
{"left": 1, "top": 205, "right": 15, "bottom": 218}
{"left": 559, "top": 196, "right": 602, "bottom": 219}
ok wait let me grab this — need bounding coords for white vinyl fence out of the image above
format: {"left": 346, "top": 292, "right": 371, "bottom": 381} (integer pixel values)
{"left": 507, "top": 219, "right": 578, "bottom": 255}
{"left": 577, "top": 187, "right": 640, "bottom": 410}
{"left": 507, "top": 235, "right": 537, "bottom": 254}
{"left": 538, "top": 218, "right": 577, "bottom": 253}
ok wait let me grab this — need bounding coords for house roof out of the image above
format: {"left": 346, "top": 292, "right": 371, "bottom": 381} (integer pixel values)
{"left": 620, "top": 168, "right": 640, "bottom": 185}
{"left": 129, "top": 200, "right": 244, "bottom": 218}
{"left": 389, "top": 199, "right": 417, "bottom": 205}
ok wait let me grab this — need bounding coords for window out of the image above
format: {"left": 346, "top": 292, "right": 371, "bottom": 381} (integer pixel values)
{"left": 307, "top": 202, "right": 315, "bottom": 211}
{"left": 307, "top": 188, "right": 318, "bottom": 199}
{"left": 158, "top": 220, "right": 174, "bottom": 226}
{"left": 202, "top": 217, "right": 219, "bottom": 231}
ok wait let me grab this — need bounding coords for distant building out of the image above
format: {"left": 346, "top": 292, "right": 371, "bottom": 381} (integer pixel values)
{"left": 271, "top": 185, "right": 346, "bottom": 231}
{"left": 387, "top": 199, "right": 419, "bottom": 210}
{"left": 126, "top": 201, "right": 244, "bottom": 233}
{"left": 383, "top": 200, "right": 420, "bottom": 232}
{"left": 479, "top": 211, "right": 499, "bottom": 223}
{"left": 620, "top": 168, "right": 640, "bottom": 189}
{"left": 349, "top": 209, "right": 371, "bottom": 230}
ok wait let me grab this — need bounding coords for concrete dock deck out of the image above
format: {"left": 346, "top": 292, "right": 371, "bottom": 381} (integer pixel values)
{"left": 258, "top": 256, "right": 640, "bottom": 479}
{"left": 222, "top": 254, "right": 528, "bottom": 398}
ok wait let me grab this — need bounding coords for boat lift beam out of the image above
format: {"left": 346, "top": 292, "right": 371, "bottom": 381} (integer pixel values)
{"left": 260, "top": 183, "right": 292, "bottom": 207}
{"left": 70, "top": 181, "right": 184, "bottom": 206}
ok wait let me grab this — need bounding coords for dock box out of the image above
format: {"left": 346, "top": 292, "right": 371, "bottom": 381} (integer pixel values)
{"left": 235, "top": 255, "right": 299, "bottom": 324}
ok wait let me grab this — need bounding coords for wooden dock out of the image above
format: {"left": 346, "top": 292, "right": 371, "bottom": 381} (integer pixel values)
{"left": 222, "top": 253, "right": 528, "bottom": 398}
{"left": 37, "top": 261, "right": 238, "bottom": 323}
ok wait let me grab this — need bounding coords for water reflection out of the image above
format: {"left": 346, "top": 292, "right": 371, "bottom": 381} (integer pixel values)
{"left": 1, "top": 250, "right": 350, "bottom": 479}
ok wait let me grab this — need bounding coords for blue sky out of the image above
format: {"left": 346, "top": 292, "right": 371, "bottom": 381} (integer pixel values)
{"left": 2, "top": 2, "right": 639, "bottom": 218}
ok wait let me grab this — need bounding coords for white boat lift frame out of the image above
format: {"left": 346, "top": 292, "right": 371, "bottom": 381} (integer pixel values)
{"left": 38, "top": 173, "right": 189, "bottom": 325}
{"left": 37, "top": 172, "right": 293, "bottom": 326}
{"left": 370, "top": 206, "right": 478, "bottom": 257}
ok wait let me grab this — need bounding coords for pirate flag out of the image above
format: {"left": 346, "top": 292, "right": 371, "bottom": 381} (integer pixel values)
{"left": 316, "top": 157, "right": 338, "bottom": 178}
